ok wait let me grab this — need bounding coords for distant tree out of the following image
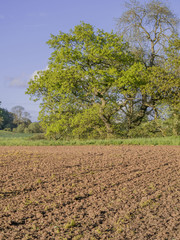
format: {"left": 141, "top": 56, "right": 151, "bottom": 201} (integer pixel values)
{"left": 14, "top": 124, "right": 25, "bottom": 133}
{"left": 26, "top": 122, "right": 43, "bottom": 133}
{"left": 0, "top": 105, "right": 15, "bottom": 130}
{"left": 0, "top": 117, "right": 3, "bottom": 128}
{"left": 0, "top": 102, "right": 3, "bottom": 128}
{"left": 117, "top": 0, "right": 179, "bottom": 67}
{"left": 11, "top": 106, "right": 31, "bottom": 126}
{"left": 116, "top": 0, "right": 179, "bottom": 126}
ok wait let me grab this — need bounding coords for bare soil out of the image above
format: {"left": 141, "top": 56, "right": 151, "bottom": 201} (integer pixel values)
{"left": 0, "top": 145, "right": 179, "bottom": 240}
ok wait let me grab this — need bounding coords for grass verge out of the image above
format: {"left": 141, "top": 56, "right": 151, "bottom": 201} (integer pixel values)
{"left": 0, "top": 131, "right": 179, "bottom": 146}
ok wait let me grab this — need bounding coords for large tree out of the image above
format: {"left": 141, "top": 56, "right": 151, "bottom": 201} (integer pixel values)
{"left": 117, "top": 0, "right": 179, "bottom": 67}
{"left": 26, "top": 20, "right": 179, "bottom": 139}
{"left": 116, "top": 0, "right": 179, "bottom": 124}
{"left": 26, "top": 22, "right": 138, "bottom": 138}
{"left": 11, "top": 106, "right": 31, "bottom": 126}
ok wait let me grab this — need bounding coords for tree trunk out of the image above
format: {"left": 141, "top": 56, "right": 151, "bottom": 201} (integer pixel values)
{"left": 99, "top": 98, "right": 114, "bottom": 138}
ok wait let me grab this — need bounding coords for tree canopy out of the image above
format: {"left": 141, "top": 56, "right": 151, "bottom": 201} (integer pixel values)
{"left": 26, "top": 1, "right": 179, "bottom": 139}
{"left": 27, "top": 22, "right": 136, "bottom": 138}
{"left": 11, "top": 105, "right": 31, "bottom": 126}
{"left": 0, "top": 103, "right": 32, "bottom": 131}
{"left": 117, "top": 0, "right": 179, "bottom": 67}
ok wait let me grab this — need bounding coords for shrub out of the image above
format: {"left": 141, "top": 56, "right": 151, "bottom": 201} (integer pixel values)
{"left": 4, "top": 128, "right": 11, "bottom": 132}
{"left": 24, "top": 127, "right": 30, "bottom": 133}
{"left": 16, "top": 124, "right": 26, "bottom": 133}
{"left": 128, "top": 121, "right": 162, "bottom": 138}
{"left": 26, "top": 122, "right": 43, "bottom": 133}
{"left": 29, "top": 133, "right": 45, "bottom": 140}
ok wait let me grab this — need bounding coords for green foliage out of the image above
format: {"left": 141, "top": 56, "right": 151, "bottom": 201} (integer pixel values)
{"left": 0, "top": 103, "right": 32, "bottom": 132}
{"left": 160, "top": 109, "right": 180, "bottom": 136}
{"left": 11, "top": 106, "right": 31, "bottom": 126}
{"left": 4, "top": 128, "right": 11, "bottom": 132}
{"left": 0, "top": 106, "right": 16, "bottom": 130}
{"left": 165, "top": 36, "right": 180, "bottom": 76}
{"left": 128, "top": 121, "right": 161, "bottom": 138}
{"left": 26, "top": 11, "right": 179, "bottom": 139}
{"left": 25, "top": 122, "right": 43, "bottom": 133}
{"left": 164, "top": 36, "right": 180, "bottom": 108}
{"left": 70, "top": 105, "right": 106, "bottom": 139}
{"left": 14, "top": 123, "right": 26, "bottom": 133}
{"left": 128, "top": 116, "right": 180, "bottom": 138}
{"left": 26, "top": 22, "right": 136, "bottom": 138}
{"left": 28, "top": 133, "right": 45, "bottom": 140}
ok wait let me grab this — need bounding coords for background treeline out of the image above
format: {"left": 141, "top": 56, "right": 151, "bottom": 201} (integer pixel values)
{"left": 0, "top": 102, "right": 179, "bottom": 138}
{"left": 0, "top": 103, "right": 43, "bottom": 133}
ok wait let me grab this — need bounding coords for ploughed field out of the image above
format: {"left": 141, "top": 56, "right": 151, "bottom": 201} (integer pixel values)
{"left": 0, "top": 145, "right": 179, "bottom": 240}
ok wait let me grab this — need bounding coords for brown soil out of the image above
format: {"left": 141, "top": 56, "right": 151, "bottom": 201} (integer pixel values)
{"left": 0, "top": 145, "right": 179, "bottom": 240}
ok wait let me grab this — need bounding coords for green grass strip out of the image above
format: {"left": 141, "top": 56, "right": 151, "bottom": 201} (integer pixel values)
{"left": 0, "top": 131, "right": 179, "bottom": 146}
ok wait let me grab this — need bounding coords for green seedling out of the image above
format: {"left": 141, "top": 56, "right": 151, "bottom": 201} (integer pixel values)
{"left": 32, "top": 224, "right": 38, "bottom": 231}
{"left": 64, "top": 219, "right": 77, "bottom": 229}
{"left": 51, "top": 173, "right": 55, "bottom": 179}
{"left": 95, "top": 228, "right": 102, "bottom": 234}
{"left": 88, "top": 190, "right": 93, "bottom": 196}
{"left": 24, "top": 198, "right": 33, "bottom": 206}
{"left": 149, "top": 183, "right": 156, "bottom": 191}
{"left": 140, "top": 199, "right": 152, "bottom": 208}
{"left": 156, "top": 193, "right": 162, "bottom": 199}
{"left": 73, "top": 235, "right": 83, "bottom": 240}
{"left": 54, "top": 225, "right": 60, "bottom": 233}
{"left": 117, "top": 227, "right": 124, "bottom": 233}
{"left": 44, "top": 206, "right": 49, "bottom": 211}
{"left": 117, "top": 217, "right": 125, "bottom": 224}
{"left": 4, "top": 204, "right": 10, "bottom": 212}
{"left": 36, "top": 178, "right": 42, "bottom": 184}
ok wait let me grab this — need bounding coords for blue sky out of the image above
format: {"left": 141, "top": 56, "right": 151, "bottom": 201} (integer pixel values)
{"left": 0, "top": 0, "right": 179, "bottom": 121}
